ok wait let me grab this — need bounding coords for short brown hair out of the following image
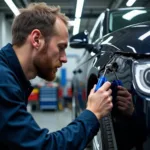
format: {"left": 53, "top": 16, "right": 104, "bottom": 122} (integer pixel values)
{"left": 12, "top": 2, "right": 69, "bottom": 46}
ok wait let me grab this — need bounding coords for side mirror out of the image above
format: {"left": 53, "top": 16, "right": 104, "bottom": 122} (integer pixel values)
{"left": 70, "top": 30, "right": 89, "bottom": 48}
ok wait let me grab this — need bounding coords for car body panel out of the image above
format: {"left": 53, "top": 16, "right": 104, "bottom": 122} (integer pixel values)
{"left": 71, "top": 7, "right": 150, "bottom": 150}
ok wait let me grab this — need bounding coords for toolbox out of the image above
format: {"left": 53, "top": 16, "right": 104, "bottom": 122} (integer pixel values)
{"left": 39, "top": 86, "right": 58, "bottom": 110}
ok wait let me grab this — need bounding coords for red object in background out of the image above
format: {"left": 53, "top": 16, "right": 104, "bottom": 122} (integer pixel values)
{"left": 67, "top": 88, "right": 72, "bottom": 97}
{"left": 58, "top": 87, "right": 63, "bottom": 99}
{"left": 28, "top": 88, "right": 39, "bottom": 102}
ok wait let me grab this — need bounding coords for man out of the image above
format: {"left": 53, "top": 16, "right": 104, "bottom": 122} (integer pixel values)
{"left": 0, "top": 3, "right": 113, "bottom": 150}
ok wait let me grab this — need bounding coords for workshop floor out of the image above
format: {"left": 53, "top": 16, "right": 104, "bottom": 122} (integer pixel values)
{"left": 31, "top": 108, "right": 72, "bottom": 132}
{"left": 30, "top": 107, "right": 91, "bottom": 150}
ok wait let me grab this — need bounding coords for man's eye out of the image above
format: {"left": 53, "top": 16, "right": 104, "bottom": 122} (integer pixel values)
{"left": 59, "top": 46, "right": 64, "bottom": 51}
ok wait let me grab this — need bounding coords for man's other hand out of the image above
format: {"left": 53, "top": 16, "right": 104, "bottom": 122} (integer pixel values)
{"left": 116, "top": 86, "right": 134, "bottom": 116}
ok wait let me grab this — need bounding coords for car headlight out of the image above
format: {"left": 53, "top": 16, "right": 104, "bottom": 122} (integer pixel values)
{"left": 133, "top": 60, "right": 150, "bottom": 96}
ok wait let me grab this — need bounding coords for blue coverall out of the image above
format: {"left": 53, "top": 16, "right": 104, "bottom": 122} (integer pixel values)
{"left": 0, "top": 43, "right": 100, "bottom": 150}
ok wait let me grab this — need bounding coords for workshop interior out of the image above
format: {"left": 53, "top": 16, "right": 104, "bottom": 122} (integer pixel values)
{"left": 1, "top": 0, "right": 150, "bottom": 150}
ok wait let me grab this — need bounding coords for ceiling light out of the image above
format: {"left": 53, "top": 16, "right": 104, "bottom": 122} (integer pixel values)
{"left": 4, "top": 0, "right": 20, "bottom": 16}
{"left": 75, "top": 0, "right": 85, "bottom": 18}
{"left": 126, "top": 0, "right": 136, "bottom": 7}
{"left": 122, "top": 10, "right": 147, "bottom": 21}
{"left": 73, "top": 18, "right": 81, "bottom": 35}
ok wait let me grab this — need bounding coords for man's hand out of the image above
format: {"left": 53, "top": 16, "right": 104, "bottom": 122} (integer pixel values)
{"left": 86, "top": 82, "right": 113, "bottom": 120}
{"left": 116, "top": 86, "right": 134, "bottom": 116}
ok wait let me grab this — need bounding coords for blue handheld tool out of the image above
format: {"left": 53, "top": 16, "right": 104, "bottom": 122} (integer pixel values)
{"left": 112, "top": 79, "right": 123, "bottom": 87}
{"left": 95, "top": 68, "right": 108, "bottom": 92}
{"left": 112, "top": 71, "right": 123, "bottom": 86}
{"left": 111, "top": 71, "right": 123, "bottom": 104}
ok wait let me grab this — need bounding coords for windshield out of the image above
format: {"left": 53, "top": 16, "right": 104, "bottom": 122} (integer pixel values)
{"left": 109, "top": 8, "right": 150, "bottom": 32}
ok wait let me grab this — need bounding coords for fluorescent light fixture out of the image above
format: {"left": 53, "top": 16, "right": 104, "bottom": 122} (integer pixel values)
{"left": 138, "top": 31, "right": 150, "bottom": 41}
{"left": 4, "top": 0, "right": 20, "bottom": 16}
{"left": 73, "top": 18, "right": 81, "bottom": 35}
{"left": 126, "top": 0, "right": 136, "bottom": 6}
{"left": 75, "top": 0, "right": 85, "bottom": 18}
{"left": 122, "top": 10, "right": 147, "bottom": 21}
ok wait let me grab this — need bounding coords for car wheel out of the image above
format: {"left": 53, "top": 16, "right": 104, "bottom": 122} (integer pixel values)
{"left": 98, "top": 114, "right": 117, "bottom": 150}
{"left": 92, "top": 129, "right": 103, "bottom": 150}
{"left": 72, "top": 94, "right": 81, "bottom": 120}
{"left": 85, "top": 114, "right": 117, "bottom": 150}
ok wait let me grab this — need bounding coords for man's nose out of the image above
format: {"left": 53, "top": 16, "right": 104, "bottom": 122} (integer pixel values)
{"left": 60, "top": 52, "right": 67, "bottom": 63}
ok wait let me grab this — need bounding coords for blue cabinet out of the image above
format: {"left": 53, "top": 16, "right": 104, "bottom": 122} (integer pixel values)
{"left": 39, "top": 86, "right": 58, "bottom": 110}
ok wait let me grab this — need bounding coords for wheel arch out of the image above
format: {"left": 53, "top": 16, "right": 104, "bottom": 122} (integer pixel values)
{"left": 87, "top": 74, "right": 98, "bottom": 98}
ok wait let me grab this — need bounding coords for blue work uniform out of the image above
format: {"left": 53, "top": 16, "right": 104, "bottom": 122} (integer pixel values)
{"left": 0, "top": 43, "right": 100, "bottom": 150}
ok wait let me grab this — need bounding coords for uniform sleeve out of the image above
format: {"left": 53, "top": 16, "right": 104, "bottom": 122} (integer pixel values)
{"left": 0, "top": 84, "right": 100, "bottom": 150}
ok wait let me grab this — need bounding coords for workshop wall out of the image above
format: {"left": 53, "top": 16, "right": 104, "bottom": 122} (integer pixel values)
{"left": 0, "top": 13, "right": 12, "bottom": 48}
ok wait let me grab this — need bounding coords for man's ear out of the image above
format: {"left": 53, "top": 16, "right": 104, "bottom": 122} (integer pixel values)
{"left": 30, "top": 29, "right": 42, "bottom": 49}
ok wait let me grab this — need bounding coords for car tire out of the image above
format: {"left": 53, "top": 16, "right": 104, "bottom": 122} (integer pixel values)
{"left": 98, "top": 114, "right": 117, "bottom": 150}
{"left": 72, "top": 93, "right": 117, "bottom": 149}
{"left": 85, "top": 114, "right": 117, "bottom": 150}
{"left": 72, "top": 94, "right": 81, "bottom": 120}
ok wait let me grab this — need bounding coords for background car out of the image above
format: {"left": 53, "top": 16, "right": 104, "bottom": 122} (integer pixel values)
{"left": 70, "top": 7, "right": 150, "bottom": 150}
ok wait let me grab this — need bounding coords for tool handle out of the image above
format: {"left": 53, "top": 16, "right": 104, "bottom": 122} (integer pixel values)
{"left": 117, "top": 80, "right": 123, "bottom": 86}
{"left": 95, "top": 76, "right": 107, "bottom": 92}
{"left": 111, "top": 80, "right": 123, "bottom": 105}
{"left": 112, "top": 80, "right": 123, "bottom": 86}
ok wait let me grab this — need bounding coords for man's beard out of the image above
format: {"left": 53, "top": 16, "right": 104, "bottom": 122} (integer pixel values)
{"left": 37, "top": 67, "right": 56, "bottom": 81}
{"left": 34, "top": 43, "right": 57, "bottom": 81}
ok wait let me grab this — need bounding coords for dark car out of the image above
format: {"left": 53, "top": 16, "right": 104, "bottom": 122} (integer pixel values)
{"left": 70, "top": 7, "right": 150, "bottom": 150}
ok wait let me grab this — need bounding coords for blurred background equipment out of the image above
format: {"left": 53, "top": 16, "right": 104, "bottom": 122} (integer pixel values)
{"left": 39, "top": 85, "right": 58, "bottom": 110}
{"left": 28, "top": 87, "right": 39, "bottom": 111}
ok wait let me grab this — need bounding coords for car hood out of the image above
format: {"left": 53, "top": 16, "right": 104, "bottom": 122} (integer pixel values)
{"left": 102, "top": 21, "right": 150, "bottom": 55}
